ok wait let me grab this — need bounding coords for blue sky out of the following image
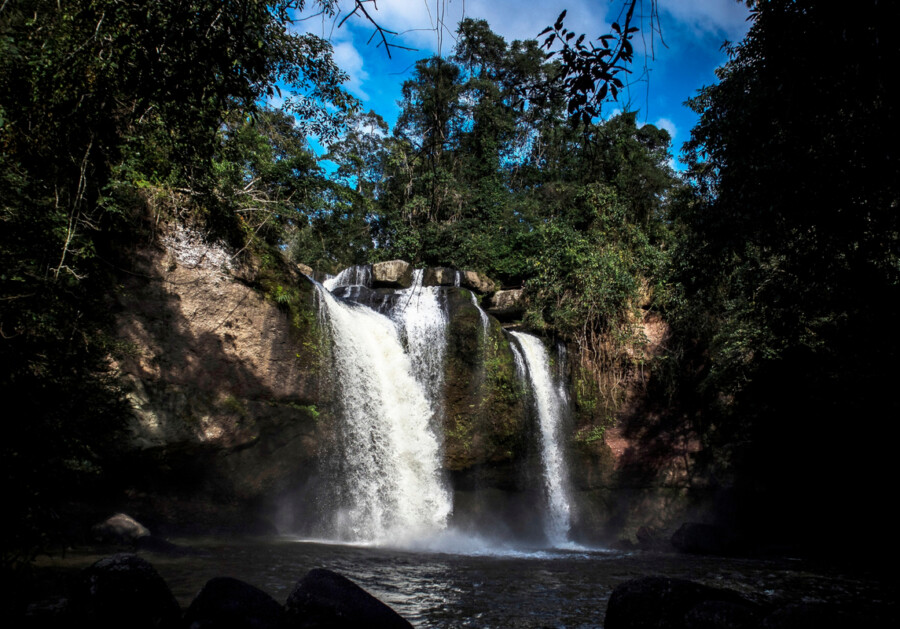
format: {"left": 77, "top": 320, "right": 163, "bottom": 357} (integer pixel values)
{"left": 294, "top": 0, "right": 751, "bottom": 169}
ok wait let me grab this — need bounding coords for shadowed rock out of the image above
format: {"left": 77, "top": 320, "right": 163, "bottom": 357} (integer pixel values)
{"left": 284, "top": 568, "right": 412, "bottom": 628}
{"left": 185, "top": 576, "right": 285, "bottom": 629}
{"left": 605, "top": 576, "right": 753, "bottom": 629}
{"left": 73, "top": 553, "right": 180, "bottom": 629}
{"left": 684, "top": 600, "right": 761, "bottom": 628}
{"left": 758, "top": 603, "right": 891, "bottom": 629}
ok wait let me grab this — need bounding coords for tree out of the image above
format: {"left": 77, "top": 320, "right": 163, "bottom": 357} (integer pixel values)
{"left": 538, "top": 1, "right": 663, "bottom": 125}
{"left": 0, "top": 0, "right": 356, "bottom": 564}
{"left": 669, "top": 0, "right": 900, "bottom": 551}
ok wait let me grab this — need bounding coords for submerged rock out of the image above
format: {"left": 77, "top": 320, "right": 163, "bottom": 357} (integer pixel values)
{"left": 91, "top": 513, "right": 150, "bottom": 544}
{"left": 284, "top": 568, "right": 412, "bottom": 628}
{"left": 185, "top": 576, "right": 285, "bottom": 629}
{"left": 605, "top": 576, "right": 754, "bottom": 629}
{"left": 372, "top": 260, "right": 413, "bottom": 288}
{"left": 73, "top": 553, "right": 180, "bottom": 629}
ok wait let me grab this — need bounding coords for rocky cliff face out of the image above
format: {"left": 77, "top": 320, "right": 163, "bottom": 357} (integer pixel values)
{"left": 109, "top": 227, "right": 705, "bottom": 542}
{"left": 110, "top": 225, "right": 326, "bottom": 532}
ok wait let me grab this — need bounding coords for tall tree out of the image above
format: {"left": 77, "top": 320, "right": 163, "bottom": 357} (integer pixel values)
{"left": 670, "top": 0, "right": 900, "bottom": 551}
{"left": 0, "top": 0, "right": 354, "bottom": 563}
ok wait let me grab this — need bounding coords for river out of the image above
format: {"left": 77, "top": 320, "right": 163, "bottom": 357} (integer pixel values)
{"left": 31, "top": 537, "right": 893, "bottom": 627}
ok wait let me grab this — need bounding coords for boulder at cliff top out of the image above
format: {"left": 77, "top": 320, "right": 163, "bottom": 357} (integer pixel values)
{"left": 372, "top": 260, "right": 413, "bottom": 288}
{"left": 460, "top": 270, "right": 496, "bottom": 294}
{"left": 91, "top": 513, "right": 150, "bottom": 544}
{"left": 284, "top": 568, "right": 412, "bottom": 628}
{"left": 484, "top": 288, "right": 525, "bottom": 321}
{"left": 185, "top": 576, "right": 285, "bottom": 629}
{"left": 423, "top": 266, "right": 457, "bottom": 287}
{"left": 73, "top": 553, "right": 181, "bottom": 629}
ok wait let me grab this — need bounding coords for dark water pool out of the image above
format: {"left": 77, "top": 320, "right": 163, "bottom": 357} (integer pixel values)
{"left": 32, "top": 536, "right": 895, "bottom": 628}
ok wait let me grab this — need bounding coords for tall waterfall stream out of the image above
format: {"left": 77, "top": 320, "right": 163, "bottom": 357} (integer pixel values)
{"left": 314, "top": 274, "right": 452, "bottom": 545}
{"left": 313, "top": 266, "right": 575, "bottom": 548}
{"left": 509, "top": 331, "right": 574, "bottom": 545}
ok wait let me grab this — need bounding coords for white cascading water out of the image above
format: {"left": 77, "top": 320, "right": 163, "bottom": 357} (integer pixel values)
{"left": 509, "top": 331, "right": 573, "bottom": 545}
{"left": 391, "top": 270, "right": 449, "bottom": 409}
{"left": 315, "top": 282, "right": 452, "bottom": 544}
{"left": 323, "top": 264, "right": 372, "bottom": 291}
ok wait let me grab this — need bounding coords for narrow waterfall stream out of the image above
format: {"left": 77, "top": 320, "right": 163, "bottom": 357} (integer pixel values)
{"left": 509, "top": 331, "right": 574, "bottom": 545}
{"left": 391, "top": 270, "right": 449, "bottom": 411}
{"left": 314, "top": 281, "right": 452, "bottom": 545}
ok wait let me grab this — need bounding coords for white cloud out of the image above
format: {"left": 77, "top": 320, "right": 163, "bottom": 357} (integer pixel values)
{"left": 658, "top": 0, "right": 751, "bottom": 40}
{"left": 653, "top": 116, "right": 677, "bottom": 140}
{"left": 332, "top": 40, "right": 370, "bottom": 100}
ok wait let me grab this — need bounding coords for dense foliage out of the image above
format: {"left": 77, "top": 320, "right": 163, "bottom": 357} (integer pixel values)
{"left": 0, "top": 0, "right": 354, "bottom": 564}
{"left": 667, "top": 0, "right": 899, "bottom": 550}
{"left": 364, "top": 19, "right": 675, "bottom": 424}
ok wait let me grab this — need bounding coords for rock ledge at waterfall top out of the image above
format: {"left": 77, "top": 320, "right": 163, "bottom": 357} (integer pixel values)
{"left": 484, "top": 288, "right": 526, "bottom": 321}
{"left": 422, "top": 267, "right": 496, "bottom": 293}
{"left": 372, "top": 260, "right": 413, "bottom": 288}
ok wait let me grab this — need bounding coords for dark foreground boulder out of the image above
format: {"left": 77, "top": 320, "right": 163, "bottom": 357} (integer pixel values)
{"left": 605, "top": 576, "right": 756, "bottom": 629}
{"left": 284, "top": 568, "right": 411, "bottom": 628}
{"left": 185, "top": 576, "right": 285, "bottom": 629}
{"left": 671, "top": 522, "right": 742, "bottom": 556}
{"left": 73, "top": 553, "right": 181, "bottom": 629}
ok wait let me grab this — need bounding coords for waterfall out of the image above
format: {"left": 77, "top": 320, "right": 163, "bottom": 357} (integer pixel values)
{"left": 314, "top": 283, "right": 451, "bottom": 544}
{"left": 323, "top": 264, "right": 371, "bottom": 291}
{"left": 391, "top": 270, "right": 449, "bottom": 410}
{"left": 509, "top": 331, "right": 573, "bottom": 545}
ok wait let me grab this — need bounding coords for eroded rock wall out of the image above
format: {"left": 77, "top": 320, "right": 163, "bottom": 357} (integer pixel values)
{"left": 110, "top": 225, "right": 328, "bottom": 532}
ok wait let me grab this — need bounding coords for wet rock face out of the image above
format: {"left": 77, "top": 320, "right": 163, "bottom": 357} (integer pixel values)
{"left": 442, "top": 288, "right": 528, "bottom": 477}
{"left": 372, "top": 260, "right": 413, "bottom": 288}
{"left": 112, "top": 230, "right": 326, "bottom": 531}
